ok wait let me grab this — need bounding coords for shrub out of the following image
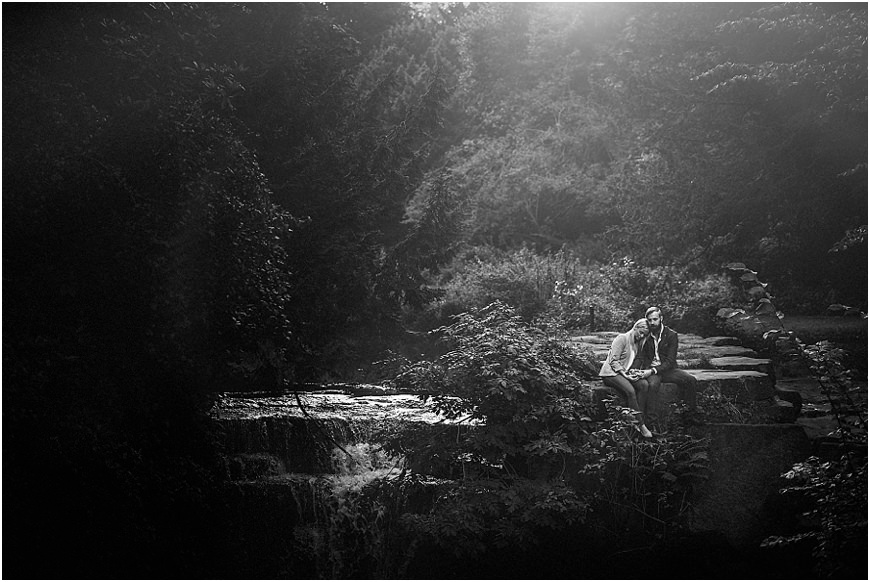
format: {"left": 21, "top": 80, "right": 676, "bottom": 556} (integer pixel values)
{"left": 419, "top": 248, "right": 740, "bottom": 336}
{"left": 599, "top": 258, "right": 742, "bottom": 334}
{"left": 578, "top": 400, "right": 710, "bottom": 539}
{"left": 428, "top": 245, "right": 591, "bottom": 324}
{"left": 763, "top": 455, "right": 868, "bottom": 579}
{"left": 390, "top": 301, "right": 598, "bottom": 472}
{"left": 537, "top": 275, "right": 634, "bottom": 332}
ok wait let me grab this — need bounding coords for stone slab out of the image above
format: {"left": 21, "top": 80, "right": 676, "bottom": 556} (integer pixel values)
{"left": 688, "top": 369, "right": 774, "bottom": 402}
{"left": 569, "top": 333, "right": 618, "bottom": 345}
{"left": 682, "top": 345, "right": 758, "bottom": 358}
{"left": 213, "top": 392, "right": 454, "bottom": 423}
{"left": 702, "top": 336, "right": 744, "bottom": 346}
{"left": 679, "top": 334, "right": 742, "bottom": 347}
{"left": 575, "top": 340, "right": 758, "bottom": 362}
{"left": 708, "top": 356, "right": 772, "bottom": 373}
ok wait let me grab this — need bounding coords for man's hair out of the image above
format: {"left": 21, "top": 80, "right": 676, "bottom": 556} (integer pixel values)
{"left": 645, "top": 306, "right": 662, "bottom": 318}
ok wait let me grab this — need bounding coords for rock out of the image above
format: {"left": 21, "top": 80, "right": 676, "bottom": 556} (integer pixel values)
{"left": 213, "top": 392, "right": 468, "bottom": 475}
{"left": 689, "top": 345, "right": 759, "bottom": 358}
{"left": 717, "top": 307, "right": 745, "bottom": 319}
{"left": 225, "top": 453, "right": 286, "bottom": 481}
{"left": 686, "top": 423, "right": 812, "bottom": 549}
{"left": 344, "top": 384, "right": 400, "bottom": 396}
{"left": 757, "top": 397, "right": 801, "bottom": 423}
{"left": 708, "top": 356, "right": 772, "bottom": 373}
{"left": 773, "top": 387, "right": 802, "bottom": 411}
{"left": 688, "top": 369, "right": 774, "bottom": 402}
{"left": 570, "top": 333, "right": 618, "bottom": 345}
{"left": 702, "top": 336, "right": 744, "bottom": 347}
{"left": 826, "top": 303, "right": 865, "bottom": 317}
{"left": 645, "top": 381, "right": 683, "bottom": 424}
{"left": 215, "top": 416, "right": 357, "bottom": 474}
{"left": 774, "top": 356, "right": 810, "bottom": 378}
{"left": 814, "top": 438, "right": 868, "bottom": 461}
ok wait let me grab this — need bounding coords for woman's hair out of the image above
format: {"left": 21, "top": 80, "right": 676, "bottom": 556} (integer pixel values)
{"left": 631, "top": 318, "right": 649, "bottom": 332}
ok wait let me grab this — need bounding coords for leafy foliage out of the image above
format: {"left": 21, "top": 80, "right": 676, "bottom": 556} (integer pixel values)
{"left": 400, "top": 477, "right": 588, "bottom": 557}
{"left": 598, "top": 258, "right": 742, "bottom": 333}
{"left": 391, "top": 301, "right": 596, "bottom": 473}
{"left": 423, "top": 247, "right": 739, "bottom": 334}
{"left": 579, "top": 401, "right": 710, "bottom": 538}
{"left": 762, "top": 455, "right": 868, "bottom": 579}
{"left": 409, "top": 2, "right": 867, "bottom": 310}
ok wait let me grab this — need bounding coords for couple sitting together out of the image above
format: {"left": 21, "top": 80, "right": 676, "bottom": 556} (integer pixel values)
{"left": 598, "top": 306, "right": 698, "bottom": 438}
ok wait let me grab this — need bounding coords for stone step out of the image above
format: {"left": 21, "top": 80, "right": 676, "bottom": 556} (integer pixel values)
{"left": 591, "top": 367, "right": 796, "bottom": 425}
{"left": 707, "top": 356, "right": 771, "bottom": 373}
{"left": 688, "top": 369, "right": 774, "bottom": 402}
{"left": 580, "top": 344, "right": 759, "bottom": 362}
{"left": 681, "top": 335, "right": 744, "bottom": 347}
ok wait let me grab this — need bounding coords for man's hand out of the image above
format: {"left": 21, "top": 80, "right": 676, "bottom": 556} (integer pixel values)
{"left": 629, "top": 369, "right": 651, "bottom": 380}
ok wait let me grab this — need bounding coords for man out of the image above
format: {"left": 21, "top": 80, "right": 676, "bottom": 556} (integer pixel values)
{"left": 641, "top": 306, "right": 699, "bottom": 414}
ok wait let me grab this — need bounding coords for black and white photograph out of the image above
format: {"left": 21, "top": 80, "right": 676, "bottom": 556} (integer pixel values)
{"left": 3, "top": 2, "right": 867, "bottom": 579}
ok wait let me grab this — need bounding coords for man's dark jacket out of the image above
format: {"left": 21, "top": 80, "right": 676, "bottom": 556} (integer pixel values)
{"left": 640, "top": 325, "right": 679, "bottom": 374}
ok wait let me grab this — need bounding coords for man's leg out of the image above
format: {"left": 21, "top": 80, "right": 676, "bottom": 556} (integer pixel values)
{"left": 660, "top": 368, "right": 698, "bottom": 411}
{"left": 646, "top": 373, "right": 662, "bottom": 421}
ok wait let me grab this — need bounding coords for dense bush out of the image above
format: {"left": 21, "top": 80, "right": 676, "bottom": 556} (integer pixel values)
{"left": 598, "top": 258, "right": 742, "bottom": 334}
{"left": 427, "top": 246, "right": 573, "bottom": 322}
{"left": 419, "top": 247, "right": 740, "bottom": 335}
{"left": 390, "top": 301, "right": 598, "bottom": 473}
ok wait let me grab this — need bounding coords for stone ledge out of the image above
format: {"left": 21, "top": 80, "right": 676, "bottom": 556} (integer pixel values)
{"left": 584, "top": 344, "right": 760, "bottom": 362}
{"left": 688, "top": 369, "right": 774, "bottom": 402}
{"left": 592, "top": 367, "right": 786, "bottom": 423}
{"left": 708, "top": 356, "right": 772, "bottom": 373}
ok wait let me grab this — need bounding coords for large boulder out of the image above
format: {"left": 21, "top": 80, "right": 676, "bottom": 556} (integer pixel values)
{"left": 686, "top": 423, "right": 812, "bottom": 549}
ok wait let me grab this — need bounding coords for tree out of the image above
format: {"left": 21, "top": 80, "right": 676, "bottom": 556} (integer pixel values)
{"left": 601, "top": 3, "right": 868, "bottom": 307}
{"left": 3, "top": 3, "right": 443, "bottom": 576}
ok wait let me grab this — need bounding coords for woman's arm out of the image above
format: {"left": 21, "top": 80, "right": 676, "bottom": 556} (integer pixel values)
{"left": 607, "top": 334, "right": 630, "bottom": 375}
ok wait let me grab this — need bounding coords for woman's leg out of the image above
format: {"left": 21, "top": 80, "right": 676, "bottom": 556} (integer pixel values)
{"left": 602, "top": 376, "right": 652, "bottom": 437}
{"left": 602, "top": 375, "right": 640, "bottom": 413}
{"left": 634, "top": 378, "right": 649, "bottom": 416}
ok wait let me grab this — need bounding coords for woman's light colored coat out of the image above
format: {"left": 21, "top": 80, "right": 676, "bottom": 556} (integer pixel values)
{"left": 598, "top": 331, "right": 644, "bottom": 377}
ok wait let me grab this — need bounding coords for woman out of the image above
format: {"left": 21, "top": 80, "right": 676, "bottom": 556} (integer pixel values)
{"left": 599, "top": 318, "right": 655, "bottom": 438}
